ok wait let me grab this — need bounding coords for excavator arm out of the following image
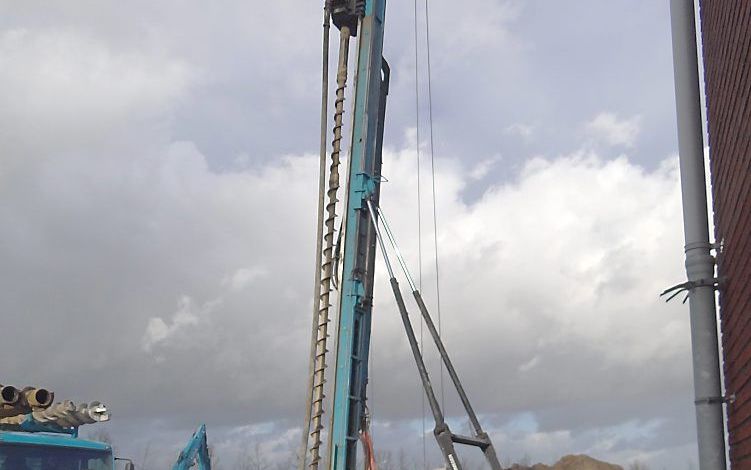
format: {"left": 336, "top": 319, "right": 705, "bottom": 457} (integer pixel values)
{"left": 173, "top": 424, "right": 211, "bottom": 470}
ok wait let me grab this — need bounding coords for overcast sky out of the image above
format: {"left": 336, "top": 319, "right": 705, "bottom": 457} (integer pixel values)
{"left": 0, "top": 1, "right": 701, "bottom": 469}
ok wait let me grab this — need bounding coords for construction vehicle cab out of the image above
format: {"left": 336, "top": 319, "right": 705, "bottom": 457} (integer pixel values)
{"left": 1, "top": 383, "right": 209, "bottom": 470}
{"left": 0, "top": 431, "right": 114, "bottom": 470}
{"left": 0, "top": 384, "right": 135, "bottom": 470}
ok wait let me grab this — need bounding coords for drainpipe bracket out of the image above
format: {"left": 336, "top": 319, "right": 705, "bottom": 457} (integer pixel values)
{"left": 695, "top": 394, "right": 736, "bottom": 406}
{"left": 660, "top": 277, "right": 724, "bottom": 304}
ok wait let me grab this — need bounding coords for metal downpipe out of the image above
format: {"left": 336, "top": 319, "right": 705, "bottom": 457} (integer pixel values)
{"left": 669, "top": 1, "right": 726, "bottom": 468}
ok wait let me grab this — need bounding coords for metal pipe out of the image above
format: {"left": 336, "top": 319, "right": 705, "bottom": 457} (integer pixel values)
{"left": 411, "top": 292, "right": 478, "bottom": 430}
{"left": 299, "top": 4, "right": 332, "bottom": 470}
{"left": 369, "top": 210, "right": 462, "bottom": 469}
{"left": 0, "top": 385, "right": 20, "bottom": 406}
{"left": 386, "top": 276, "right": 464, "bottom": 470}
{"left": 376, "top": 204, "right": 484, "bottom": 430}
{"left": 367, "top": 203, "right": 502, "bottom": 470}
{"left": 22, "top": 387, "right": 53, "bottom": 408}
{"left": 365, "top": 201, "right": 442, "bottom": 418}
{"left": 669, "top": 1, "right": 726, "bottom": 468}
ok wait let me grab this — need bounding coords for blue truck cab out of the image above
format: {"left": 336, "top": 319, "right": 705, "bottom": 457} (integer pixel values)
{"left": 0, "top": 386, "right": 204, "bottom": 469}
{"left": 0, "top": 431, "right": 114, "bottom": 470}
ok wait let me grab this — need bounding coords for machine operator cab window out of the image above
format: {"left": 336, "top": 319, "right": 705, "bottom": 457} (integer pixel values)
{"left": 0, "top": 443, "right": 112, "bottom": 470}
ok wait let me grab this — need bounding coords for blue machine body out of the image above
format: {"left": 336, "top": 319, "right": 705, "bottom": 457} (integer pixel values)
{"left": 329, "top": 0, "right": 389, "bottom": 469}
{"left": 2, "top": 414, "right": 80, "bottom": 437}
{"left": 0, "top": 430, "right": 111, "bottom": 452}
{"left": 0, "top": 429, "right": 114, "bottom": 469}
{"left": 0, "top": 417, "right": 210, "bottom": 469}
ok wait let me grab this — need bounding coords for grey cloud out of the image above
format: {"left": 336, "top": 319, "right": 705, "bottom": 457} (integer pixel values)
{"left": 0, "top": 2, "right": 696, "bottom": 469}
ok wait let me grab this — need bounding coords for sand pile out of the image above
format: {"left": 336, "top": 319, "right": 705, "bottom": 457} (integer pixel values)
{"left": 508, "top": 454, "right": 622, "bottom": 470}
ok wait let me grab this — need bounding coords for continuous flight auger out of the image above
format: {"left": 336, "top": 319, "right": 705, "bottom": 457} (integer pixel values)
{"left": 308, "top": 23, "right": 353, "bottom": 470}
{"left": 301, "top": 3, "right": 358, "bottom": 469}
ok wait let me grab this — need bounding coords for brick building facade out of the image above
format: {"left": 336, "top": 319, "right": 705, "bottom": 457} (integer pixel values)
{"left": 699, "top": 1, "right": 751, "bottom": 466}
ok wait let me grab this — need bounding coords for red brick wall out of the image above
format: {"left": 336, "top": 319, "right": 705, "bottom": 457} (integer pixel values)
{"left": 700, "top": 1, "right": 751, "bottom": 467}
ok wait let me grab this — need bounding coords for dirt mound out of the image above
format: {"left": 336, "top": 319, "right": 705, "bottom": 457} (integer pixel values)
{"left": 551, "top": 455, "right": 622, "bottom": 470}
{"left": 509, "top": 454, "right": 622, "bottom": 470}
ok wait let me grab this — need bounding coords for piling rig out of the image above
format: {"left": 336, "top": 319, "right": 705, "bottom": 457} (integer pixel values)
{"left": 299, "top": 2, "right": 503, "bottom": 470}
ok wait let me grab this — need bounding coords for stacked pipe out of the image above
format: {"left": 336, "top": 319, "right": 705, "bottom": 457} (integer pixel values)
{"left": 0, "top": 401, "right": 110, "bottom": 427}
{"left": 0, "top": 385, "right": 54, "bottom": 417}
{"left": 0, "top": 383, "right": 109, "bottom": 429}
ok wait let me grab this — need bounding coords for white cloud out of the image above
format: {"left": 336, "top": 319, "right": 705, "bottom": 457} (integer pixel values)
{"left": 505, "top": 123, "right": 535, "bottom": 138}
{"left": 142, "top": 295, "right": 222, "bottom": 352}
{"left": 224, "top": 266, "right": 268, "bottom": 291}
{"left": 0, "top": 29, "right": 193, "bottom": 158}
{"left": 430, "top": 0, "right": 525, "bottom": 61}
{"left": 2, "top": 123, "right": 691, "bottom": 465}
{"left": 141, "top": 265, "right": 268, "bottom": 352}
{"left": 370, "top": 150, "right": 687, "bottom": 419}
{"left": 518, "top": 356, "right": 540, "bottom": 373}
{"left": 586, "top": 112, "right": 642, "bottom": 147}
{"left": 468, "top": 155, "right": 502, "bottom": 180}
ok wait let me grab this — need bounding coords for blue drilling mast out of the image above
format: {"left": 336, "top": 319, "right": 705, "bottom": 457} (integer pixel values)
{"left": 299, "top": 2, "right": 502, "bottom": 470}
{"left": 326, "top": 1, "right": 389, "bottom": 470}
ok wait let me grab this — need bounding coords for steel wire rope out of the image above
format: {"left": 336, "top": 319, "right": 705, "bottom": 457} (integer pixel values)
{"left": 423, "top": 0, "right": 445, "bottom": 414}
{"left": 413, "top": 0, "right": 427, "bottom": 468}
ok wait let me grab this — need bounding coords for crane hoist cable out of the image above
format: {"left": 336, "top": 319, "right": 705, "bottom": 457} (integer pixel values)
{"left": 422, "top": 0, "right": 445, "bottom": 413}
{"left": 412, "top": 0, "right": 427, "bottom": 467}
{"left": 415, "top": 0, "right": 444, "bottom": 463}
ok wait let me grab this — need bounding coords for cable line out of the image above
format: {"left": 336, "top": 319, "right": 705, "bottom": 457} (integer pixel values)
{"left": 423, "top": 0, "right": 445, "bottom": 413}
{"left": 413, "top": 0, "right": 427, "bottom": 468}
